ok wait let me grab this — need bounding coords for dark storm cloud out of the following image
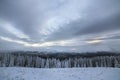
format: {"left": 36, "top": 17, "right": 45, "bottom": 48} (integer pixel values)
{"left": 0, "top": 0, "right": 120, "bottom": 52}
{"left": 0, "top": 0, "right": 43, "bottom": 40}
{"left": 0, "top": 0, "right": 68, "bottom": 41}
{"left": 41, "top": 0, "right": 120, "bottom": 41}
{"left": 75, "top": 13, "right": 120, "bottom": 35}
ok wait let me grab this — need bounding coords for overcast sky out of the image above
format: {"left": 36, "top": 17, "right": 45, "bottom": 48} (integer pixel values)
{"left": 0, "top": 0, "right": 120, "bottom": 52}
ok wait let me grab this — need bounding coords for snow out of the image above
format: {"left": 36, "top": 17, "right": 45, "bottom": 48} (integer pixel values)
{"left": 0, "top": 67, "right": 120, "bottom": 80}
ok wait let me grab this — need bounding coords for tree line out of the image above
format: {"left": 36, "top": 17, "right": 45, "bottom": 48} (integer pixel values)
{"left": 0, "top": 51, "right": 120, "bottom": 68}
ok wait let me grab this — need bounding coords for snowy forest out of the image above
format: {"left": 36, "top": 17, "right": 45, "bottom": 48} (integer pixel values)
{"left": 0, "top": 51, "right": 120, "bottom": 68}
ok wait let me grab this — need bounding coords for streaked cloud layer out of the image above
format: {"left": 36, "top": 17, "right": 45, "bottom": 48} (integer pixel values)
{"left": 0, "top": 0, "right": 120, "bottom": 52}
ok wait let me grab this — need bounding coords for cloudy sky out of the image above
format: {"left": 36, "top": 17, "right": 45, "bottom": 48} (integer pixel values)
{"left": 0, "top": 0, "right": 120, "bottom": 52}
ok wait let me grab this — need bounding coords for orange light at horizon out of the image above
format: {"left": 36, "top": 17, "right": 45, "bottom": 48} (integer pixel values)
{"left": 86, "top": 39, "right": 103, "bottom": 44}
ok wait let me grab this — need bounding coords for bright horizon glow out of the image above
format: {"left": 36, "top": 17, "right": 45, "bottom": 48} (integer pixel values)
{"left": 86, "top": 40, "right": 103, "bottom": 44}
{"left": 0, "top": 36, "right": 79, "bottom": 47}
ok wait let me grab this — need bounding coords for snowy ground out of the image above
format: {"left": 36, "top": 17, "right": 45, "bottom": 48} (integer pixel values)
{"left": 0, "top": 67, "right": 120, "bottom": 80}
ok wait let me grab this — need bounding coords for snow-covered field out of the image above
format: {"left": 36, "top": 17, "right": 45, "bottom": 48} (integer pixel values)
{"left": 0, "top": 67, "right": 120, "bottom": 80}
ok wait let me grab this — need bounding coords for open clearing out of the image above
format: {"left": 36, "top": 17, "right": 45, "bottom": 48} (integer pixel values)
{"left": 0, "top": 67, "right": 120, "bottom": 80}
